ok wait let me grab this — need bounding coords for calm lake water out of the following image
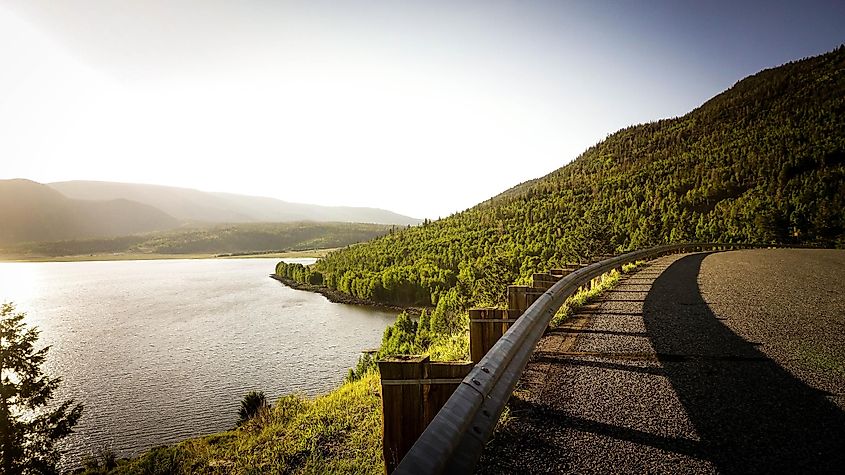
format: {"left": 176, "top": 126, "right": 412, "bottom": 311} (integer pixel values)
{"left": 0, "top": 257, "right": 397, "bottom": 468}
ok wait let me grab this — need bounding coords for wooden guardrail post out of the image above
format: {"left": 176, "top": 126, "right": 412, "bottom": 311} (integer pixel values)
{"left": 378, "top": 356, "right": 472, "bottom": 473}
{"left": 532, "top": 272, "right": 561, "bottom": 291}
{"left": 425, "top": 361, "right": 474, "bottom": 422}
{"left": 379, "top": 355, "right": 428, "bottom": 473}
{"left": 468, "top": 283, "right": 549, "bottom": 365}
{"left": 507, "top": 285, "right": 544, "bottom": 320}
{"left": 469, "top": 308, "right": 509, "bottom": 363}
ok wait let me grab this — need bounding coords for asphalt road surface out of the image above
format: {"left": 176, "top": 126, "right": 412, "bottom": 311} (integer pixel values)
{"left": 476, "top": 249, "right": 845, "bottom": 474}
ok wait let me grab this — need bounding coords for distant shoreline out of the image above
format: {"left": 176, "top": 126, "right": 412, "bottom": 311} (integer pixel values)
{"left": 269, "top": 274, "right": 426, "bottom": 316}
{"left": 0, "top": 248, "right": 335, "bottom": 263}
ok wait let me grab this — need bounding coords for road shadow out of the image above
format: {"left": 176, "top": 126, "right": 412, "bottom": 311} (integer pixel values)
{"left": 475, "top": 396, "right": 706, "bottom": 475}
{"left": 643, "top": 252, "right": 845, "bottom": 473}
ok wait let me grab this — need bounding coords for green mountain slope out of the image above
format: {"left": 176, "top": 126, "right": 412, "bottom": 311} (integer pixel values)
{"left": 0, "top": 179, "right": 180, "bottom": 244}
{"left": 277, "top": 46, "right": 845, "bottom": 311}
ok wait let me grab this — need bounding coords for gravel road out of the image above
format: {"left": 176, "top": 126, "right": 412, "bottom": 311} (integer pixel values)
{"left": 476, "top": 249, "right": 845, "bottom": 474}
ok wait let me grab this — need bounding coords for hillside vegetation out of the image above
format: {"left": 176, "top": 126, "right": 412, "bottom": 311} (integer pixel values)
{"left": 278, "top": 47, "right": 845, "bottom": 319}
{"left": 1, "top": 222, "right": 394, "bottom": 258}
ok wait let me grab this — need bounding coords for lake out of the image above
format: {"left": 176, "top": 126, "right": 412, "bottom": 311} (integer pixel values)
{"left": 0, "top": 257, "right": 397, "bottom": 468}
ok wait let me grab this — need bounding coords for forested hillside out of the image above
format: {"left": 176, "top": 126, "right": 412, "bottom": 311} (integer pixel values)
{"left": 1, "top": 222, "right": 394, "bottom": 258}
{"left": 277, "top": 46, "right": 845, "bottom": 319}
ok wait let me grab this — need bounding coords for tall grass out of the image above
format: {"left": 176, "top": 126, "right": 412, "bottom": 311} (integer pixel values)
{"left": 427, "top": 332, "right": 470, "bottom": 361}
{"left": 550, "top": 261, "right": 643, "bottom": 326}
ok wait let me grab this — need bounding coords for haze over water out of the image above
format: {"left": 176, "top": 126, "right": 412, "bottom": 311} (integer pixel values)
{"left": 0, "top": 257, "right": 396, "bottom": 467}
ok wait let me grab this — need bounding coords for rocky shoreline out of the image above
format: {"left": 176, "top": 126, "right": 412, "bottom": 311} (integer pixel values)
{"left": 269, "top": 274, "right": 427, "bottom": 316}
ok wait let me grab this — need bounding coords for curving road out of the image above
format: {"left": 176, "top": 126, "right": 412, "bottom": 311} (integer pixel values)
{"left": 477, "top": 249, "right": 845, "bottom": 474}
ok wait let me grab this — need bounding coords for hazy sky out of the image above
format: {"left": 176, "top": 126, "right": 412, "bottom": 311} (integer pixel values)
{"left": 1, "top": 1, "right": 843, "bottom": 218}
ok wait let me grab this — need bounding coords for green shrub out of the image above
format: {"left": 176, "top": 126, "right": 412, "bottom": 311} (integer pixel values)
{"left": 345, "top": 352, "right": 376, "bottom": 383}
{"left": 238, "top": 391, "right": 269, "bottom": 426}
{"left": 377, "top": 312, "right": 420, "bottom": 358}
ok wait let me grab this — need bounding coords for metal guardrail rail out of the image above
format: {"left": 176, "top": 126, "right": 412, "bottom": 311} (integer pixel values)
{"left": 394, "top": 242, "right": 767, "bottom": 474}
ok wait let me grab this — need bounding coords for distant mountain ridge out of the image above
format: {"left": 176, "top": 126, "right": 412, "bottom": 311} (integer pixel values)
{"left": 0, "top": 179, "right": 419, "bottom": 245}
{"left": 0, "top": 179, "right": 180, "bottom": 244}
{"left": 48, "top": 180, "right": 420, "bottom": 225}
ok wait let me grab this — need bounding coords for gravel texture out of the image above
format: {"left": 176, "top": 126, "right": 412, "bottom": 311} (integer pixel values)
{"left": 476, "top": 250, "right": 845, "bottom": 474}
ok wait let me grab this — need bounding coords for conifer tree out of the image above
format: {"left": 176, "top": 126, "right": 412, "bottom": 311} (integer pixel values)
{"left": 0, "top": 303, "right": 83, "bottom": 474}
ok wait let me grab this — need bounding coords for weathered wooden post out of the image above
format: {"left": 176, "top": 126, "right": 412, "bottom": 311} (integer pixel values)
{"left": 507, "top": 285, "right": 544, "bottom": 320}
{"left": 378, "top": 355, "right": 428, "bottom": 473}
{"left": 378, "top": 356, "right": 473, "bottom": 473}
{"left": 468, "top": 281, "right": 549, "bottom": 365}
{"left": 532, "top": 272, "right": 560, "bottom": 291}
{"left": 469, "top": 308, "right": 509, "bottom": 363}
{"left": 424, "top": 361, "right": 474, "bottom": 422}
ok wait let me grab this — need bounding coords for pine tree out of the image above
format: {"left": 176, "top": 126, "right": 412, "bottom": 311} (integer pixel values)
{"left": 0, "top": 302, "right": 83, "bottom": 474}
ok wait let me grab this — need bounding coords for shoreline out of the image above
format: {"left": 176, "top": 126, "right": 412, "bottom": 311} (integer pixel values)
{"left": 269, "top": 274, "right": 428, "bottom": 316}
{"left": 0, "top": 248, "right": 335, "bottom": 263}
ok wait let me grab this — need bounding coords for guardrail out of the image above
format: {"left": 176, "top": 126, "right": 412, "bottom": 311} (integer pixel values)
{"left": 393, "top": 242, "right": 766, "bottom": 474}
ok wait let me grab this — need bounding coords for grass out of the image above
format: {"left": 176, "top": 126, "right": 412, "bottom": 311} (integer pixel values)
{"left": 550, "top": 262, "right": 644, "bottom": 327}
{"left": 81, "top": 373, "right": 384, "bottom": 475}
{"left": 427, "top": 332, "right": 470, "bottom": 361}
